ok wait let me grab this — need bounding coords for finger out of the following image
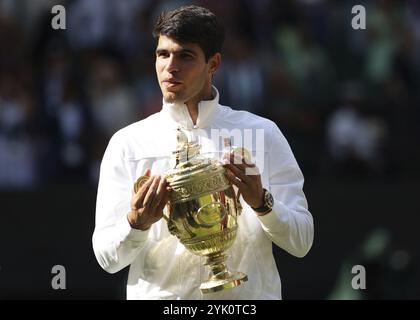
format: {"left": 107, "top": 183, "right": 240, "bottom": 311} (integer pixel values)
{"left": 230, "top": 153, "right": 255, "bottom": 168}
{"left": 156, "top": 187, "right": 171, "bottom": 214}
{"left": 133, "top": 176, "right": 154, "bottom": 208}
{"left": 222, "top": 150, "right": 231, "bottom": 163}
{"left": 234, "top": 160, "right": 257, "bottom": 175}
{"left": 224, "top": 170, "right": 246, "bottom": 190}
{"left": 223, "top": 163, "right": 252, "bottom": 183}
{"left": 231, "top": 148, "right": 253, "bottom": 165}
{"left": 143, "top": 175, "right": 161, "bottom": 208}
{"left": 134, "top": 173, "right": 153, "bottom": 195}
{"left": 150, "top": 176, "right": 167, "bottom": 209}
{"left": 244, "top": 166, "right": 260, "bottom": 176}
{"left": 230, "top": 153, "right": 260, "bottom": 176}
{"left": 143, "top": 175, "right": 160, "bottom": 206}
{"left": 144, "top": 168, "right": 151, "bottom": 177}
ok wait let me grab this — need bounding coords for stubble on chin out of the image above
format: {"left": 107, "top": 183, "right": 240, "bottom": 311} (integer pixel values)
{"left": 164, "top": 95, "right": 174, "bottom": 103}
{"left": 163, "top": 91, "right": 183, "bottom": 104}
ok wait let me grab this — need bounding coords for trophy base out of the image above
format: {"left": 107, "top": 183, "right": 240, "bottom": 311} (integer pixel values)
{"left": 199, "top": 271, "right": 248, "bottom": 294}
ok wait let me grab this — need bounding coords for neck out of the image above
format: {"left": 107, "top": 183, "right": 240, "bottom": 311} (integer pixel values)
{"left": 161, "top": 86, "right": 219, "bottom": 130}
{"left": 185, "top": 85, "right": 213, "bottom": 125}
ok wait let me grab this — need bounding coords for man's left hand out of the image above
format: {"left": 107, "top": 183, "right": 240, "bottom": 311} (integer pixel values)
{"left": 222, "top": 152, "right": 264, "bottom": 209}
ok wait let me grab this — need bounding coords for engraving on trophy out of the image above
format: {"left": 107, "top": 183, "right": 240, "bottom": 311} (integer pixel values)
{"left": 170, "top": 172, "right": 228, "bottom": 203}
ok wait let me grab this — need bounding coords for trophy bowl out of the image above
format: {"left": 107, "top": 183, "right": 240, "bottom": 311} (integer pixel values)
{"left": 134, "top": 137, "right": 248, "bottom": 294}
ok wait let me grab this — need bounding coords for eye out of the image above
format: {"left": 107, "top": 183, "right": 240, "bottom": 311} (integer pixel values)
{"left": 157, "top": 51, "right": 169, "bottom": 58}
{"left": 180, "top": 53, "right": 194, "bottom": 60}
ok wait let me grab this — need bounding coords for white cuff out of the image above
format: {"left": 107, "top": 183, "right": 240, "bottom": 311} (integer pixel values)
{"left": 256, "top": 200, "right": 289, "bottom": 233}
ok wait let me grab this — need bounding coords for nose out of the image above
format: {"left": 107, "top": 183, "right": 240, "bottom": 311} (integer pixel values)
{"left": 166, "top": 54, "right": 179, "bottom": 73}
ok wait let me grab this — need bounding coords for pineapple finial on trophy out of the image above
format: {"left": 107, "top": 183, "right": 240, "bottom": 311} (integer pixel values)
{"left": 173, "top": 127, "right": 201, "bottom": 166}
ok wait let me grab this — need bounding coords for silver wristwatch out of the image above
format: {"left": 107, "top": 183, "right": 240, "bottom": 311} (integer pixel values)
{"left": 252, "top": 188, "right": 274, "bottom": 214}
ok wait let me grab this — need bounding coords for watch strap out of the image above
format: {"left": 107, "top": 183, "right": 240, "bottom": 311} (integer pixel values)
{"left": 252, "top": 188, "right": 272, "bottom": 213}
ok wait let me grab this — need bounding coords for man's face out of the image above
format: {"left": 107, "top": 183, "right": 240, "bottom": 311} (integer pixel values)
{"left": 155, "top": 35, "right": 218, "bottom": 105}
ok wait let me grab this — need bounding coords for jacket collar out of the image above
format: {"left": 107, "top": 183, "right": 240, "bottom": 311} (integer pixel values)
{"left": 161, "top": 86, "right": 219, "bottom": 130}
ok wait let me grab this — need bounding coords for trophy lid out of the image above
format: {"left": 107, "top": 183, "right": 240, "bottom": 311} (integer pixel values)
{"left": 164, "top": 128, "right": 230, "bottom": 203}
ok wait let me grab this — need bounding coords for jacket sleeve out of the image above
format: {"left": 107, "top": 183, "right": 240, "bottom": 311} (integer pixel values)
{"left": 92, "top": 132, "right": 150, "bottom": 274}
{"left": 257, "top": 122, "right": 314, "bottom": 258}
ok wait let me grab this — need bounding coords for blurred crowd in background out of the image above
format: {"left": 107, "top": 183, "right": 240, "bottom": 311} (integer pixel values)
{"left": 1, "top": 0, "right": 419, "bottom": 188}
{"left": 1, "top": 0, "right": 420, "bottom": 300}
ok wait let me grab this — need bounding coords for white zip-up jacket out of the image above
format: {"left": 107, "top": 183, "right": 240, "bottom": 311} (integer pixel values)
{"left": 92, "top": 87, "right": 314, "bottom": 300}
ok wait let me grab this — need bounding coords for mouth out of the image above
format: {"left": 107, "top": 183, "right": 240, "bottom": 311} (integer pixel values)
{"left": 162, "top": 79, "right": 182, "bottom": 89}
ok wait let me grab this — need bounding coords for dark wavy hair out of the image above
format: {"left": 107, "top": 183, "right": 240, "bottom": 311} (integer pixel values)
{"left": 153, "top": 5, "right": 225, "bottom": 62}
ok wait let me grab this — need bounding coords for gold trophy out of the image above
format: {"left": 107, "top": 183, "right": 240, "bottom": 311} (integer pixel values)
{"left": 134, "top": 129, "right": 248, "bottom": 294}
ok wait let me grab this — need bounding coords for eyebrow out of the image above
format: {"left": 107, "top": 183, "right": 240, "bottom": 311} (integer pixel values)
{"left": 155, "top": 48, "right": 197, "bottom": 56}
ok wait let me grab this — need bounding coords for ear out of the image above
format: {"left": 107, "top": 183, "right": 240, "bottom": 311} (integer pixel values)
{"left": 208, "top": 53, "right": 221, "bottom": 74}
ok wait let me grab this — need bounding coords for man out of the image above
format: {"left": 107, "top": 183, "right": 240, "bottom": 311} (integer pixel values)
{"left": 93, "top": 5, "right": 313, "bottom": 300}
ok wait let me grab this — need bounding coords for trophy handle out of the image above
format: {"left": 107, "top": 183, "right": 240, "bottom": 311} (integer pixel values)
{"left": 162, "top": 205, "right": 170, "bottom": 222}
{"left": 134, "top": 175, "right": 170, "bottom": 222}
{"left": 235, "top": 190, "right": 243, "bottom": 215}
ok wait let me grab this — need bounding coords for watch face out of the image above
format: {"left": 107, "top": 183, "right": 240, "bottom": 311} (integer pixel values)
{"left": 265, "top": 190, "right": 274, "bottom": 208}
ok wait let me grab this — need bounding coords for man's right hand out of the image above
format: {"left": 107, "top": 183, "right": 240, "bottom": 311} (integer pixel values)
{"left": 128, "top": 169, "right": 171, "bottom": 230}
